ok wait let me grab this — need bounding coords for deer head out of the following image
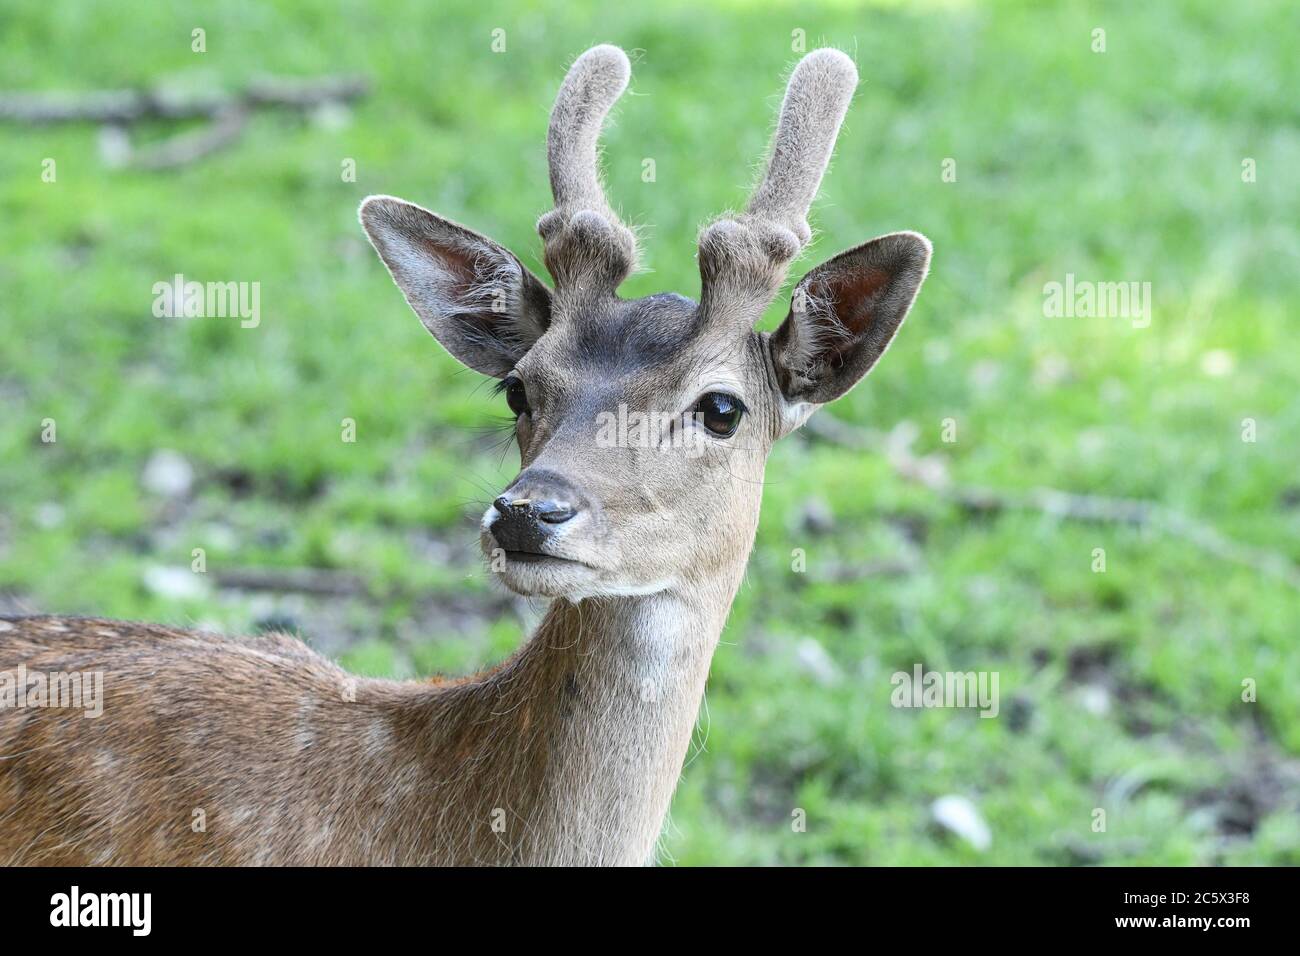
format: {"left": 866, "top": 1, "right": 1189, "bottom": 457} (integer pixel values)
{"left": 360, "top": 45, "right": 930, "bottom": 602}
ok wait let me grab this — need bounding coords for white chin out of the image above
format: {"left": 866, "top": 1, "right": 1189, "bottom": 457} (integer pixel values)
{"left": 491, "top": 553, "right": 601, "bottom": 598}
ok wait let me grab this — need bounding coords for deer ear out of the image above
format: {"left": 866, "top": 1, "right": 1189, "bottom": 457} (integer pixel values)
{"left": 769, "top": 231, "right": 930, "bottom": 408}
{"left": 360, "top": 195, "right": 552, "bottom": 377}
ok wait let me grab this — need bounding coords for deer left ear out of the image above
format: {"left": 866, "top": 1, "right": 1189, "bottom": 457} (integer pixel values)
{"left": 769, "top": 231, "right": 931, "bottom": 409}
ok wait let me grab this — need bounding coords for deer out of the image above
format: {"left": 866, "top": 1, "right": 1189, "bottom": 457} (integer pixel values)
{"left": 0, "top": 44, "right": 929, "bottom": 866}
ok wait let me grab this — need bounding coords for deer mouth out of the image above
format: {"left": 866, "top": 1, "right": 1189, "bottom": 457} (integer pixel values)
{"left": 490, "top": 544, "right": 603, "bottom": 598}
{"left": 502, "top": 549, "right": 585, "bottom": 565}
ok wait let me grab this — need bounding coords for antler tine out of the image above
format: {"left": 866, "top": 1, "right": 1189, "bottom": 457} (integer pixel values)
{"left": 538, "top": 44, "right": 638, "bottom": 296}
{"left": 747, "top": 49, "right": 858, "bottom": 244}
{"left": 698, "top": 49, "right": 858, "bottom": 321}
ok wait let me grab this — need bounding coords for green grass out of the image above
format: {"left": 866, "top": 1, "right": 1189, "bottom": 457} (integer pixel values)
{"left": 1, "top": 0, "right": 1297, "bottom": 864}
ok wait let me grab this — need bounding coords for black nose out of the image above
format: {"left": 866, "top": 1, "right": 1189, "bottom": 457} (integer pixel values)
{"left": 490, "top": 472, "right": 587, "bottom": 553}
{"left": 493, "top": 496, "right": 577, "bottom": 524}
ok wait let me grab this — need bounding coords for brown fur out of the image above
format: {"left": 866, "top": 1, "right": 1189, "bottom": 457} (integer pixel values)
{"left": 0, "top": 596, "right": 725, "bottom": 865}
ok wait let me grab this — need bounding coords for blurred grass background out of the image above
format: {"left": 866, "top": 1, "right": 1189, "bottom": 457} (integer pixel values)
{"left": 1, "top": 0, "right": 1297, "bottom": 864}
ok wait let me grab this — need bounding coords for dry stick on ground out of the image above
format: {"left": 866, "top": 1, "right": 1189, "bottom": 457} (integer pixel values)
{"left": 128, "top": 105, "right": 251, "bottom": 170}
{"left": 0, "top": 75, "right": 369, "bottom": 123}
{"left": 211, "top": 567, "right": 368, "bottom": 597}
{"left": 803, "top": 413, "right": 1300, "bottom": 592}
{"left": 0, "top": 75, "right": 369, "bottom": 169}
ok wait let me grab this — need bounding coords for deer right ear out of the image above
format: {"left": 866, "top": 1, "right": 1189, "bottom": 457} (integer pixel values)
{"left": 360, "top": 195, "right": 552, "bottom": 377}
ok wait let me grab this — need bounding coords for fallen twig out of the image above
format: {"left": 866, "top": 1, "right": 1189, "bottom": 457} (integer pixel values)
{"left": 212, "top": 567, "right": 367, "bottom": 597}
{"left": 0, "top": 75, "right": 369, "bottom": 124}
{"left": 804, "top": 413, "right": 1300, "bottom": 591}
{"left": 0, "top": 75, "right": 369, "bottom": 169}
{"left": 131, "top": 106, "right": 249, "bottom": 170}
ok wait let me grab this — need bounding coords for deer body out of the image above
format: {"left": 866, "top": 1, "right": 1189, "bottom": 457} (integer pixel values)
{"left": 1, "top": 45, "right": 929, "bottom": 865}
{"left": 0, "top": 583, "right": 732, "bottom": 864}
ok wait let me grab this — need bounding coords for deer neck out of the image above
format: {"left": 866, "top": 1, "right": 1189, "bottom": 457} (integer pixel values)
{"left": 432, "top": 573, "right": 740, "bottom": 865}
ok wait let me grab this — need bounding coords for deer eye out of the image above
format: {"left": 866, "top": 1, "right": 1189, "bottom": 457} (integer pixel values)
{"left": 502, "top": 376, "right": 531, "bottom": 417}
{"left": 693, "top": 392, "right": 746, "bottom": 438}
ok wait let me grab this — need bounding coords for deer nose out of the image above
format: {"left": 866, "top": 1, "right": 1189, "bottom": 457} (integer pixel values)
{"left": 489, "top": 472, "right": 590, "bottom": 555}
{"left": 492, "top": 496, "right": 577, "bottom": 524}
